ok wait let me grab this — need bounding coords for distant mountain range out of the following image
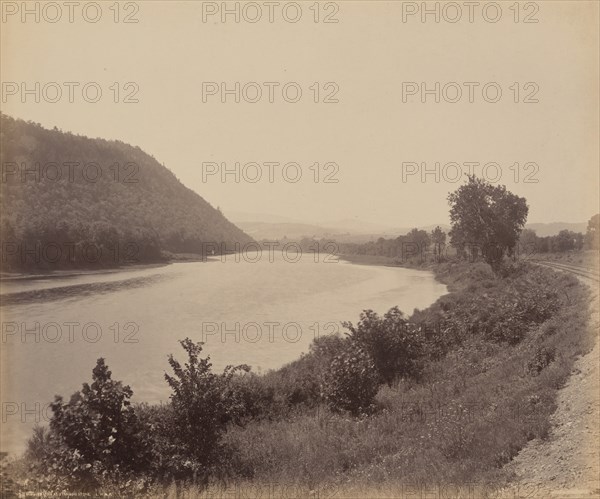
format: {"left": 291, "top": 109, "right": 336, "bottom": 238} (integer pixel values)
{"left": 229, "top": 212, "right": 588, "bottom": 242}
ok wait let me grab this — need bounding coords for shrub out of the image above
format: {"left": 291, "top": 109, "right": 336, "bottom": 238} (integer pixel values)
{"left": 1, "top": 453, "right": 19, "bottom": 498}
{"left": 164, "top": 338, "right": 250, "bottom": 479}
{"left": 25, "top": 425, "right": 52, "bottom": 463}
{"left": 227, "top": 373, "right": 277, "bottom": 422}
{"left": 494, "top": 259, "right": 528, "bottom": 278}
{"left": 425, "top": 263, "right": 561, "bottom": 346}
{"left": 134, "top": 403, "right": 184, "bottom": 480}
{"left": 484, "top": 278, "right": 560, "bottom": 344}
{"left": 253, "top": 333, "right": 348, "bottom": 418}
{"left": 51, "top": 359, "right": 146, "bottom": 469}
{"left": 20, "top": 359, "right": 151, "bottom": 492}
{"left": 322, "top": 343, "right": 380, "bottom": 415}
{"left": 344, "top": 307, "right": 426, "bottom": 385}
{"left": 263, "top": 354, "right": 323, "bottom": 411}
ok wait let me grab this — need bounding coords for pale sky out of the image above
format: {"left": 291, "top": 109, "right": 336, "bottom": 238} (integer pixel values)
{"left": 1, "top": 1, "right": 598, "bottom": 227}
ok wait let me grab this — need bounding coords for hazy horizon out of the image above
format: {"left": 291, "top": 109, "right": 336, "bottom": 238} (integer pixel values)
{"left": 2, "top": 2, "right": 598, "bottom": 228}
{"left": 0, "top": 111, "right": 596, "bottom": 230}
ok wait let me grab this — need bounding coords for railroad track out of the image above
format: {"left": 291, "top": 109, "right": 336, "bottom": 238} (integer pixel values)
{"left": 535, "top": 260, "right": 600, "bottom": 282}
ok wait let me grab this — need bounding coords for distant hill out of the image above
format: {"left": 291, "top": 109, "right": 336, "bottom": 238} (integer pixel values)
{"left": 235, "top": 221, "right": 338, "bottom": 241}
{"left": 525, "top": 222, "right": 587, "bottom": 237}
{"left": 229, "top": 213, "right": 395, "bottom": 242}
{"left": 232, "top": 217, "right": 589, "bottom": 243}
{"left": 0, "top": 114, "right": 252, "bottom": 270}
{"left": 233, "top": 220, "right": 398, "bottom": 244}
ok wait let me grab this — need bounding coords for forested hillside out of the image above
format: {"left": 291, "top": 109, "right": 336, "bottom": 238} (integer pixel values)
{"left": 0, "top": 113, "right": 252, "bottom": 271}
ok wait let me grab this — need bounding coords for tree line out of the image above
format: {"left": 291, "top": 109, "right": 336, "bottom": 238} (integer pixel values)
{"left": 329, "top": 178, "right": 598, "bottom": 266}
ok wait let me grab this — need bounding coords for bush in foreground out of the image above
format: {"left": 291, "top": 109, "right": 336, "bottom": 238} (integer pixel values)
{"left": 323, "top": 343, "right": 380, "bottom": 415}
{"left": 163, "top": 338, "right": 250, "bottom": 481}
{"left": 343, "top": 307, "right": 426, "bottom": 385}
{"left": 24, "top": 359, "right": 150, "bottom": 492}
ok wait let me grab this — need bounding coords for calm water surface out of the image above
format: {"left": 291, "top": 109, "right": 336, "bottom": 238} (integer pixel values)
{"left": 1, "top": 255, "right": 447, "bottom": 453}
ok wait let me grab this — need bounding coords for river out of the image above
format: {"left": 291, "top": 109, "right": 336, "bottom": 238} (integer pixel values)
{"left": 0, "top": 254, "right": 447, "bottom": 454}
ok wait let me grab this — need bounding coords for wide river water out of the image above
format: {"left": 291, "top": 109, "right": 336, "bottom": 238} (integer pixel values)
{"left": 1, "top": 254, "right": 447, "bottom": 454}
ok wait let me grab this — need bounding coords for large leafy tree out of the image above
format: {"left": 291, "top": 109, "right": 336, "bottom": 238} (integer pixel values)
{"left": 448, "top": 176, "right": 528, "bottom": 269}
{"left": 554, "top": 230, "right": 584, "bottom": 252}
{"left": 407, "top": 228, "right": 431, "bottom": 253}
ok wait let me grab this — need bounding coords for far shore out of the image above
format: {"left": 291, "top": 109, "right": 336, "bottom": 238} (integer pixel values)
{"left": 0, "top": 253, "right": 231, "bottom": 282}
{"left": 0, "top": 261, "right": 171, "bottom": 282}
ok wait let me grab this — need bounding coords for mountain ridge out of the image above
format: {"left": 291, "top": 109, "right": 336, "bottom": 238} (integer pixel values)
{"left": 0, "top": 113, "right": 252, "bottom": 270}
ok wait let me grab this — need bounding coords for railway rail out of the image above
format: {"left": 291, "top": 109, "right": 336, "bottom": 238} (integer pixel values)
{"left": 535, "top": 260, "right": 600, "bottom": 282}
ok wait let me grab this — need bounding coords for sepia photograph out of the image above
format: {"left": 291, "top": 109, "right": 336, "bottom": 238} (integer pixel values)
{"left": 0, "top": 1, "right": 599, "bottom": 497}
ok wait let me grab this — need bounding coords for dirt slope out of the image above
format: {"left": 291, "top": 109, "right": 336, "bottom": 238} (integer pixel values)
{"left": 502, "top": 275, "right": 600, "bottom": 498}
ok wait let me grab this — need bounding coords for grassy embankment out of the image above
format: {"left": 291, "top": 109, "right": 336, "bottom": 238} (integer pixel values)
{"left": 155, "top": 259, "right": 596, "bottom": 498}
